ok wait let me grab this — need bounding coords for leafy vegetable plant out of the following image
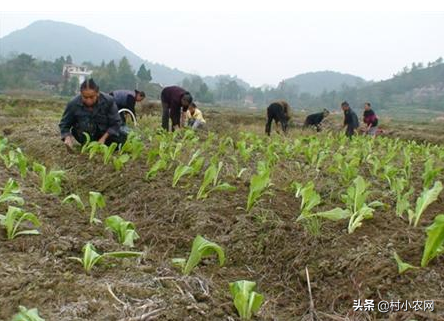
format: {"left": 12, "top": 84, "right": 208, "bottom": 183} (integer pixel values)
{"left": 0, "top": 178, "right": 24, "bottom": 205}
{"left": 105, "top": 215, "right": 140, "bottom": 247}
{"left": 89, "top": 191, "right": 105, "bottom": 224}
{"left": 172, "top": 235, "right": 225, "bottom": 275}
{"left": 145, "top": 159, "right": 168, "bottom": 180}
{"left": 32, "top": 162, "right": 65, "bottom": 195}
{"left": 229, "top": 280, "right": 264, "bottom": 320}
{"left": 12, "top": 306, "right": 45, "bottom": 321}
{"left": 0, "top": 206, "right": 40, "bottom": 240}
{"left": 62, "top": 193, "right": 86, "bottom": 211}
{"left": 69, "top": 242, "right": 142, "bottom": 273}
{"left": 393, "top": 252, "right": 418, "bottom": 274}
{"left": 421, "top": 214, "right": 444, "bottom": 267}
{"left": 197, "top": 161, "right": 236, "bottom": 199}
{"left": 113, "top": 153, "right": 130, "bottom": 171}
{"left": 343, "top": 176, "right": 382, "bottom": 233}
{"left": 246, "top": 161, "right": 271, "bottom": 211}
{"left": 422, "top": 158, "right": 441, "bottom": 189}
{"left": 408, "top": 181, "right": 442, "bottom": 227}
{"left": 0, "top": 148, "right": 28, "bottom": 178}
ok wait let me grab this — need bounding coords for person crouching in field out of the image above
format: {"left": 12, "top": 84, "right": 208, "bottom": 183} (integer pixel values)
{"left": 59, "top": 78, "right": 126, "bottom": 150}
{"left": 109, "top": 89, "right": 146, "bottom": 125}
{"left": 160, "top": 86, "right": 193, "bottom": 131}
{"left": 363, "top": 102, "right": 379, "bottom": 136}
{"left": 341, "top": 101, "right": 359, "bottom": 138}
{"left": 186, "top": 102, "right": 206, "bottom": 130}
{"left": 304, "top": 109, "right": 330, "bottom": 132}
{"left": 265, "top": 100, "right": 290, "bottom": 136}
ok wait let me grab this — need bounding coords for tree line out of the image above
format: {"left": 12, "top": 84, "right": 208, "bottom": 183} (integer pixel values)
{"left": 0, "top": 53, "right": 443, "bottom": 113}
{"left": 0, "top": 53, "right": 155, "bottom": 96}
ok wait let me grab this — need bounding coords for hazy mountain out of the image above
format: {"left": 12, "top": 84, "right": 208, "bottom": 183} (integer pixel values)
{"left": 0, "top": 21, "right": 146, "bottom": 69}
{"left": 202, "top": 74, "right": 250, "bottom": 90}
{"left": 290, "top": 61, "right": 444, "bottom": 118}
{"left": 0, "top": 20, "right": 248, "bottom": 87}
{"left": 283, "top": 70, "right": 366, "bottom": 95}
{"left": 347, "top": 61, "right": 444, "bottom": 112}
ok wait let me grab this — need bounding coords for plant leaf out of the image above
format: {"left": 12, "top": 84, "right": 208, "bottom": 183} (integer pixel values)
{"left": 312, "top": 208, "right": 351, "bottom": 221}
{"left": 12, "top": 306, "right": 45, "bottom": 321}
{"left": 183, "top": 235, "right": 225, "bottom": 275}
{"left": 62, "top": 194, "right": 86, "bottom": 211}
{"left": 409, "top": 181, "right": 443, "bottom": 227}
{"left": 171, "top": 258, "right": 186, "bottom": 269}
{"left": 103, "top": 251, "right": 143, "bottom": 258}
{"left": 421, "top": 214, "right": 444, "bottom": 267}
{"left": 393, "top": 252, "right": 418, "bottom": 274}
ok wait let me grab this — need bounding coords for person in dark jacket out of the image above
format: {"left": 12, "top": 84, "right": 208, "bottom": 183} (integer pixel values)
{"left": 109, "top": 89, "right": 146, "bottom": 124}
{"left": 160, "top": 86, "right": 193, "bottom": 131}
{"left": 304, "top": 109, "right": 330, "bottom": 132}
{"left": 363, "top": 102, "right": 378, "bottom": 136}
{"left": 341, "top": 101, "right": 359, "bottom": 138}
{"left": 265, "top": 100, "right": 290, "bottom": 136}
{"left": 59, "top": 78, "right": 126, "bottom": 149}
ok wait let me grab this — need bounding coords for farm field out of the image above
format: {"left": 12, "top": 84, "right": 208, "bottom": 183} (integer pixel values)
{"left": 1, "top": 97, "right": 444, "bottom": 321}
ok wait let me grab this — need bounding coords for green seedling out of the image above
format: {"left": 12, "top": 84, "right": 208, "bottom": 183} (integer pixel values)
{"left": 341, "top": 176, "right": 383, "bottom": 233}
{"left": 172, "top": 235, "right": 225, "bottom": 275}
{"left": 197, "top": 161, "right": 235, "bottom": 199}
{"left": 69, "top": 242, "right": 142, "bottom": 273}
{"left": 89, "top": 191, "right": 105, "bottom": 224}
{"left": 422, "top": 158, "right": 441, "bottom": 189}
{"left": 229, "top": 280, "right": 264, "bottom": 320}
{"left": 62, "top": 193, "right": 86, "bottom": 211}
{"left": 408, "top": 181, "right": 443, "bottom": 227}
{"left": 145, "top": 159, "right": 167, "bottom": 180}
{"left": 392, "top": 177, "right": 413, "bottom": 217}
{"left": 120, "top": 132, "right": 144, "bottom": 160}
{"left": 103, "top": 142, "right": 118, "bottom": 165}
{"left": 113, "top": 154, "right": 130, "bottom": 171}
{"left": 12, "top": 306, "right": 45, "bottom": 321}
{"left": 1, "top": 148, "right": 28, "bottom": 178}
{"left": 172, "top": 164, "right": 193, "bottom": 187}
{"left": 32, "top": 162, "right": 65, "bottom": 195}
{"left": 0, "top": 178, "right": 24, "bottom": 205}
{"left": 246, "top": 162, "right": 271, "bottom": 212}
{"left": 421, "top": 214, "right": 444, "bottom": 267}
{"left": 0, "top": 206, "right": 40, "bottom": 240}
{"left": 393, "top": 252, "right": 418, "bottom": 274}
{"left": 80, "top": 132, "right": 92, "bottom": 154}
{"left": 105, "top": 215, "right": 140, "bottom": 247}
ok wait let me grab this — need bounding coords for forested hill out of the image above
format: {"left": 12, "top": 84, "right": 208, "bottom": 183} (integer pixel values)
{"left": 283, "top": 71, "right": 366, "bottom": 95}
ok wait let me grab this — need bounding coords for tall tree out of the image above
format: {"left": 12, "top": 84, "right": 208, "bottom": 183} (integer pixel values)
{"left": 117, "top": 57, "right": 136, "bottom": 89}
{"left": 137, "top": 64, "right": 152, "bottom": 82}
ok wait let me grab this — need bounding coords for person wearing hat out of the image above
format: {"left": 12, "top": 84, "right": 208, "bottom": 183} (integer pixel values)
{"left": 341, "top": 101, "right": 359, "bottom": 138}
{"left": 265, "top": 100, "right": 291, "bottom": 136}
{"left": 160, "top": 86, "right": 193, "bottom": 131}
{"left": 109, "top": 89, "right": 146, "bottom": 125}
{"left": 304, "top": 109, "right": 330, "bottom": 132}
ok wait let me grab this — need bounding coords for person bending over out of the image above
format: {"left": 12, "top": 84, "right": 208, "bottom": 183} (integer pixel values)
{"left": 304, "top": 109, "right": 330, "bottom": 132}
{"left": 265, "top": 100, "right": 290, "bottom": 136}
{"left": 109, "top": 89, "right": 145, "bottom": 124}
{"left": 160, "top": 86, "right": 193, "bottom": 131}
{"left": 59, "top": 78, "right": 126, "bottom": 150}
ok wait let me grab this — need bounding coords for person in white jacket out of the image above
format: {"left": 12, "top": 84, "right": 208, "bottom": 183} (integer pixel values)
{"left": 186, "top": 103, "right": 206, "bottom": 130}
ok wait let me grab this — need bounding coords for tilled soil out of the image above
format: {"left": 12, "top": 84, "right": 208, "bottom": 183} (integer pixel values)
{"left": 0, "top": 100, "right": 443, "bottom": 321}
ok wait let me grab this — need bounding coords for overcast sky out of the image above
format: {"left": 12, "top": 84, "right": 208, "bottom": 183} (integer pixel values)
{"left": 1, "top": 9, "right": 444, "bottom": 86}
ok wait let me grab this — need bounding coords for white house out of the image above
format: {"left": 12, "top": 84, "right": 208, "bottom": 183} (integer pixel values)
{"left": 62, "top": 64, "right": 92, "bottom": 86}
